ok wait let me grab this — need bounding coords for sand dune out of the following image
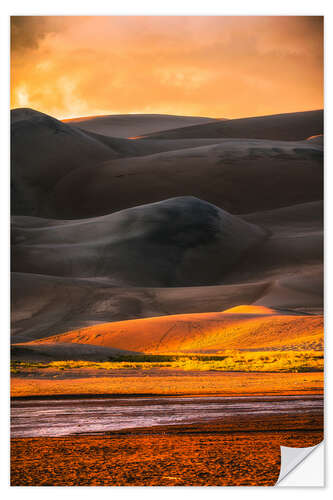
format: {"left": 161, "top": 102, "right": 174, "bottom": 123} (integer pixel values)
{"left": 224, "top": 202, "right": 323, "bottom": 286}
{"left": 12, "top": 109, "right": 226, "bottom": 217}
{"left": 306, "top": 134, "right": 323, "bottom": 145}
{"left": 10, "top": 108, "right": 323, "bottom": 362}
{"left": 81, "top": 130, "right": 238, "bottom": 157}
{"left": 242, "top": 200, "right": 323, "bottom": 230}
{"left": 11, "top": 273, "right": 272, "bottom": 343}
{"left": 11, "top": 200, "right": 323, "bottom": 343}
{"left": 49, "top": 138, "right": 323, "bottom": 218}
{"left": 64, "top": 113, "right": 220, "bottom": 138}
{"left": 11, "top": 343, "right": 138, "bottom": 362}
{"left": 142, "top": 110, "right": 323, "bottom": 141}
{"left": 24, "top": 306, "right": 323, "bottom": 354}
{"left": 11, "top": 108, "right": 121, "bottom": 217}
{"left": 12, "top": 196, "right": 266, "bottom": 286}
{"left": 11, "top": 108, "right": 323, "bottom": 219}
{"left": 11, "top": 269, "right": 322, "bottom": 345}
{"left": 253, "top": 270, "right": 323, "bottom": 313}
{"left": 221, "top": 305, "right": 278, "bottom": 315}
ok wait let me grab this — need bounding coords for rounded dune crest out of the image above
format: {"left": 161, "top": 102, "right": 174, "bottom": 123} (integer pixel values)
{"left": 221, "top": 305, "right": 277, "bottom": 315}
{"left": 306, "top": 134, "right": 323, "bottom": 145}
{"left": 25, "top": 310, "right": 323, "bottom": 354}
{"left": 142, "top": 110, "right": 323, "bottom": 141}
{"left": 11, "top": 107, "right": 118, "bottom": 217}
{"left": 64, "top": 113, "right": 219, "bottom": 138}
{"left": 12, "top": 196, "right": 267, "bottom": 287}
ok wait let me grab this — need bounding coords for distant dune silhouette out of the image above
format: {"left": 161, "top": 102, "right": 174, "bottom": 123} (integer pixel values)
{"left": 142, "top": 110, "right": 323, "bottom": 141}
{"left": 64, "top": 113, "right": 221, "bottom": 138}
{"left": 11, "top": 108, "right": 323, "bottom": 219}
{"left": 49, "top": 137, "right": 323, "bottom": 218}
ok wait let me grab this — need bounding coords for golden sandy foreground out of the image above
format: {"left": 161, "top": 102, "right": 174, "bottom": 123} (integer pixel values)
{"left": 11, "top": 427, "right": 323, "bottom": 486}
{"left": 11, "top": 371, "right": 323, "bottom": 397}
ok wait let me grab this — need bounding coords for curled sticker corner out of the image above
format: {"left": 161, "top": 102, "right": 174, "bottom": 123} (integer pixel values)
{"left": 276, "top": 442, "right": 323, "bottom": 485}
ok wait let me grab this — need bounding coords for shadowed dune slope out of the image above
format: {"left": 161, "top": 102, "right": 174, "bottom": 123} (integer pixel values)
{"left": 11, "top": 109, "right": 323, "bottom": 219}
{"left": 25, "top": 307, "right": 323, "bottom": 354}
{"left": 81, "top": 129, "right": 238, "bottom": 158}
{"left": 11, "top": 196, "right": 266, "bottom": 286}
{"left": 142, "top": 110, "right": 323, "bottom": 140}
{"left": 49, "top": 138, "right": 323, "bottom": 218}
{"left": 242, "top": 200, "right": 323, "bottom": 230}
{"left": 11, "top": 201, "right": 323, "bottom": 343}
{"left": 11, "top": 273, "right": 271, "bottom": 343}
{"left": 11, "top": 108, "right": 120, "bottom": 217}
{"left": 12, "top": 109, "right": 226, "bottom": 217}
{"left": 223, "top": 201, "right": 323, "bottom": 286}
{"left": 64, "top": 113, "right": 220, "bottom": 138}
{"left": 11, "top": 343, "right": 138, "bottom": 362}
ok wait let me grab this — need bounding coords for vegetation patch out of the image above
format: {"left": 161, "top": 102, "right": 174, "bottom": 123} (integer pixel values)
{"left": 11, "top": 350, "right": 323, "bottom": 374}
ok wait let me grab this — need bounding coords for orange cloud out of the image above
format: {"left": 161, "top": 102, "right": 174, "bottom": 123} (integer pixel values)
{"left": 10, "top": 16, "right": 323, "bottom": 119}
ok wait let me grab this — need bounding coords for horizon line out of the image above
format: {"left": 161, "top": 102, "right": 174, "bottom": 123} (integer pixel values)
{"left": 10, "top": 106, "right": 324, "bottom": 123}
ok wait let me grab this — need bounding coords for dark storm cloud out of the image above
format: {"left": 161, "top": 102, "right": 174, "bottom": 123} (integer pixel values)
{"left": 11, "top": 16, "right": 65, "bottom": 51}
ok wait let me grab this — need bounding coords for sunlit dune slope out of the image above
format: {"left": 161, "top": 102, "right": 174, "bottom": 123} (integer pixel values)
{"left": 306, "top": 134, "right": 323, "bottom": 145}
{"left": 142, "top": 110, "right": 323, "bottom": 141}
{"left": 11, "top": 273, "right": 273, "bottom": 343}
{"left": 11, "top": 200, "right": 323, "bottom": 344}
{"left": 26, "top": 307, "right": 323, "bottom": 354}
{"left": 221, "top": 305, "right": 277, "bottom": 315}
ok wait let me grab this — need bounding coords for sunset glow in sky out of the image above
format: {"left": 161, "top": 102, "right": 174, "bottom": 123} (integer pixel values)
{"left": 11, "top": 16, "right": 323, "bottom": 120}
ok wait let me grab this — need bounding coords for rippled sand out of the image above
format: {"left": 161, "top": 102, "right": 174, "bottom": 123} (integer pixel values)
{"left": 11, "top": 426, "right": 323, "bottom": 486}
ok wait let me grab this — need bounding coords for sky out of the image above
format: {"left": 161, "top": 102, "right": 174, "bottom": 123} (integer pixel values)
{"left": 10, "top": 16, "right": 323, "bottom": 120}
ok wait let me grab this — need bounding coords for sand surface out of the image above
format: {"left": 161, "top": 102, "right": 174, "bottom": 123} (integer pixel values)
{"left": 11, "top": 371, "right": 323, "bottom": 398}
{"left": 12, "top": 109, "right": 323, "bottom": 219}
{"left": 12, "top": 197, "right": 266, "bottom": 286}
{"left": 11, "top": 198, "right": 322, "bottom": 343}
{"left": 25, "top": 309, "right": 323, "bottom": 354}
{"left": 11, "top": 425, "right": 323, "bottom": 486}
{"left": 49, "top": 138, "right": 323, "bottom": 218}
{"left": 143, "top": 110, "right": 323, "bottom": 140}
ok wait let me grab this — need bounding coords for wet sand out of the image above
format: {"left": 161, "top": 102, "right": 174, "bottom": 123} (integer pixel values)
{"left": 11, "top": 394, "right": 323, "bottom": 438}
